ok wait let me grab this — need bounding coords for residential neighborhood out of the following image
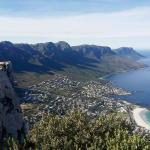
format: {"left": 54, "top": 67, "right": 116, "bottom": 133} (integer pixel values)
{"left": 21, "top": 74, "right": 131, "bottom": 124}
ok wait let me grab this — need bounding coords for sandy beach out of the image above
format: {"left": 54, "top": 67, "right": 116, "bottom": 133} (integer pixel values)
{"left": 133, "top": 108, "right": 150, "bottom": 130}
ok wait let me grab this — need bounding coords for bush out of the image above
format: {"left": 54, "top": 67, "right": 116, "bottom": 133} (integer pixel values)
{"left": 28, "top": 109, "right": 150, "bottom": 150}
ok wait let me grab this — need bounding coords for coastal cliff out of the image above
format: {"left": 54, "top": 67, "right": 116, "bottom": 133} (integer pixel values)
{"left": 0, "top": 62, "right": 27, "bottom": 145}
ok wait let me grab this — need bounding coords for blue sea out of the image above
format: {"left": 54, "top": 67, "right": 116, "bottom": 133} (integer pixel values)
{"left": 145, "top": 111, "right": 150, "bottom": 124}
{"left": 106, "top": 58, "right": 150, "bottom": 108}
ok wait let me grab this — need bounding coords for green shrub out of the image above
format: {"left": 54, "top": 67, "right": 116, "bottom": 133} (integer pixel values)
{"left": 28, "top": 109, "right": 150, "bottom": 150}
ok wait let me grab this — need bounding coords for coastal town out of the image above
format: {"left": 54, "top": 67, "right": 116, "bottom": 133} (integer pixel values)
{"left": 21, "top": 74, "right": 132, "bottom": 125}
{"left": 1, "top": 61, "right": 148, "bottom": 135}
{"left": 1, "top": 60, "right": 150, "bottom": 149}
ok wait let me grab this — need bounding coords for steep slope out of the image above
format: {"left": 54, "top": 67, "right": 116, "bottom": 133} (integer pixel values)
{"left": 0, "top": 41, "right": 45, "bottom": 72}
{"left": 72, "top": 45, "right": 115, "bottom": 60}
{"left": 114, "top": 47, "right": 144, "bottom": 60}
{"left": 0, "top": 61, "right": 26, "bottom": 144}
{"left": 99, "top": 55, "right": 144, "bottom": 73}
{"left": 0, "top": 41, "right": 145, "bottom": 88}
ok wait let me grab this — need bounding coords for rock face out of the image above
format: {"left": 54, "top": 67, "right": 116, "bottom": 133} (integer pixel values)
{"left": 114, "top": 47, "right": 144, "bottom": 60}
{"left": 0, "top": 41, "right": 144, "bottom": 72}
{"left": 72, "top": 45, "right": 115, "bottom": 60}
{"left": 0, "top": 41, "right": 145, "bottom": 88}
{"left": 0, "top": 61, "right": 26, "bottom": 143}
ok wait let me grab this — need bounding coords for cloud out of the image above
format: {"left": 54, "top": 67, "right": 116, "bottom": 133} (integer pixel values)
{"left": 1, "top": 0, "right": 149, "bottom": 17}
{"left": 0, "top": 6, "right": 150, "bottom": 48}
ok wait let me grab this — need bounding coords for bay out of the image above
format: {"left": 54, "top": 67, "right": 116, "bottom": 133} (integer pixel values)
{"left": 106, "top": 58, "right": 150, "bottom": 107}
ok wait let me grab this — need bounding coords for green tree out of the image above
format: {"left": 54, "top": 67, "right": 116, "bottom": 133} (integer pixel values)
{"left": 28, "top": 109, "right": 150, "bottom": 150}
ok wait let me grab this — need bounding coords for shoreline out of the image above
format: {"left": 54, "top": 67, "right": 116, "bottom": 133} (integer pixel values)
{"left": 133, "top": 107, "right": 150, "bottom": 130}
{"left": 99, "top": 59, "right": 150, "bottom": 130}
{"left": 99, "top": 66, "right": 146, "bottom": 80}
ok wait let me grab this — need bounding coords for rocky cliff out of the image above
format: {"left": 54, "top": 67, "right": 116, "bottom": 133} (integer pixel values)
{"left": 0, "top": 61, "right": 26, "bottom": 144}
{"left": 114, "top": 47, "right": 144, "bottom": 60}
{"left": 0, "top": 41, "right": 145, "bottom": 88}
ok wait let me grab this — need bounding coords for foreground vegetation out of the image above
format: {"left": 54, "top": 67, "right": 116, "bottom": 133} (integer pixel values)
{"left": 3, "top": 109, "right": 150, "bottom": 150}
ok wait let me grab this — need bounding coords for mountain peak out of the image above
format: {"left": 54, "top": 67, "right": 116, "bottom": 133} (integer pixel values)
{"left": 0, "top": 41, "right": 13, "bottom": 47}
{"left": 72, "top": 44, "right": 114, "bottom": 60}
{"left": 0, "top": 41, "right": 13, "bottom": 44}
{"left": 114, "top": 47, "right": 144, "bottom": 60}
{"left": 56, "top": 41, "right": 71, "bottom": 51}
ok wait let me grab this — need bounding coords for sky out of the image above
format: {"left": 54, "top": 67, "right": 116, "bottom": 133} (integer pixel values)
{"left": 0, "top": 0, "right": 150, "bottom": 49}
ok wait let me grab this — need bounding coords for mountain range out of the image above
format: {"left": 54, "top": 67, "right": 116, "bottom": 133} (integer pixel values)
{"left": 114, "top": 47, "right": 144, "bottom": 60}
{"left": 0, "top": 41, "right": 144, "bottom": 88}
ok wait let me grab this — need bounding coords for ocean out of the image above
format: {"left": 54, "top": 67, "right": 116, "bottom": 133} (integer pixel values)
{"left": 106, "top": 58, "right": 150, "bottom": 108}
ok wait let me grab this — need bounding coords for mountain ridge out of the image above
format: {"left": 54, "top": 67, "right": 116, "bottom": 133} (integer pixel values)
{"left": 0, "top": 41, "right": 145, "bottom": 88}
{"left": 114, "top": 47, "right": 144, "bottom": 60}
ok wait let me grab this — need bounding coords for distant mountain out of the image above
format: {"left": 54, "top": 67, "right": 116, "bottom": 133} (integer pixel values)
{"left": 114, "top": 47, "right": 144, "bottom": 60}
{"left": 72, "top": 45, "right": 115, "bottom": 60}
{"left": 0, "top": 41, "right": 145, "bottom": 88}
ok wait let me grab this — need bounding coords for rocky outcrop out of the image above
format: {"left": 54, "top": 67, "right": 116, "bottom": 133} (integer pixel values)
{"left": 0, "top": 61, "right": 27, "bottom": 144}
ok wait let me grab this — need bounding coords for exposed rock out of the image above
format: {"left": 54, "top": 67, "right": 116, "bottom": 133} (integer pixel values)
{"left": 0, "top": 61, "right": 27, "bottom": 144}
{"left": 114, "top": 47, "right": 144, "bottom": 60}
{"left": 0, "top": 41, "right": 145, "bottom": 88}
{"left": 72, "top": 45, "right": 115, "bottom": 60}
{"left": 56, "top": 41, "right": 71, "bottom": 51}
